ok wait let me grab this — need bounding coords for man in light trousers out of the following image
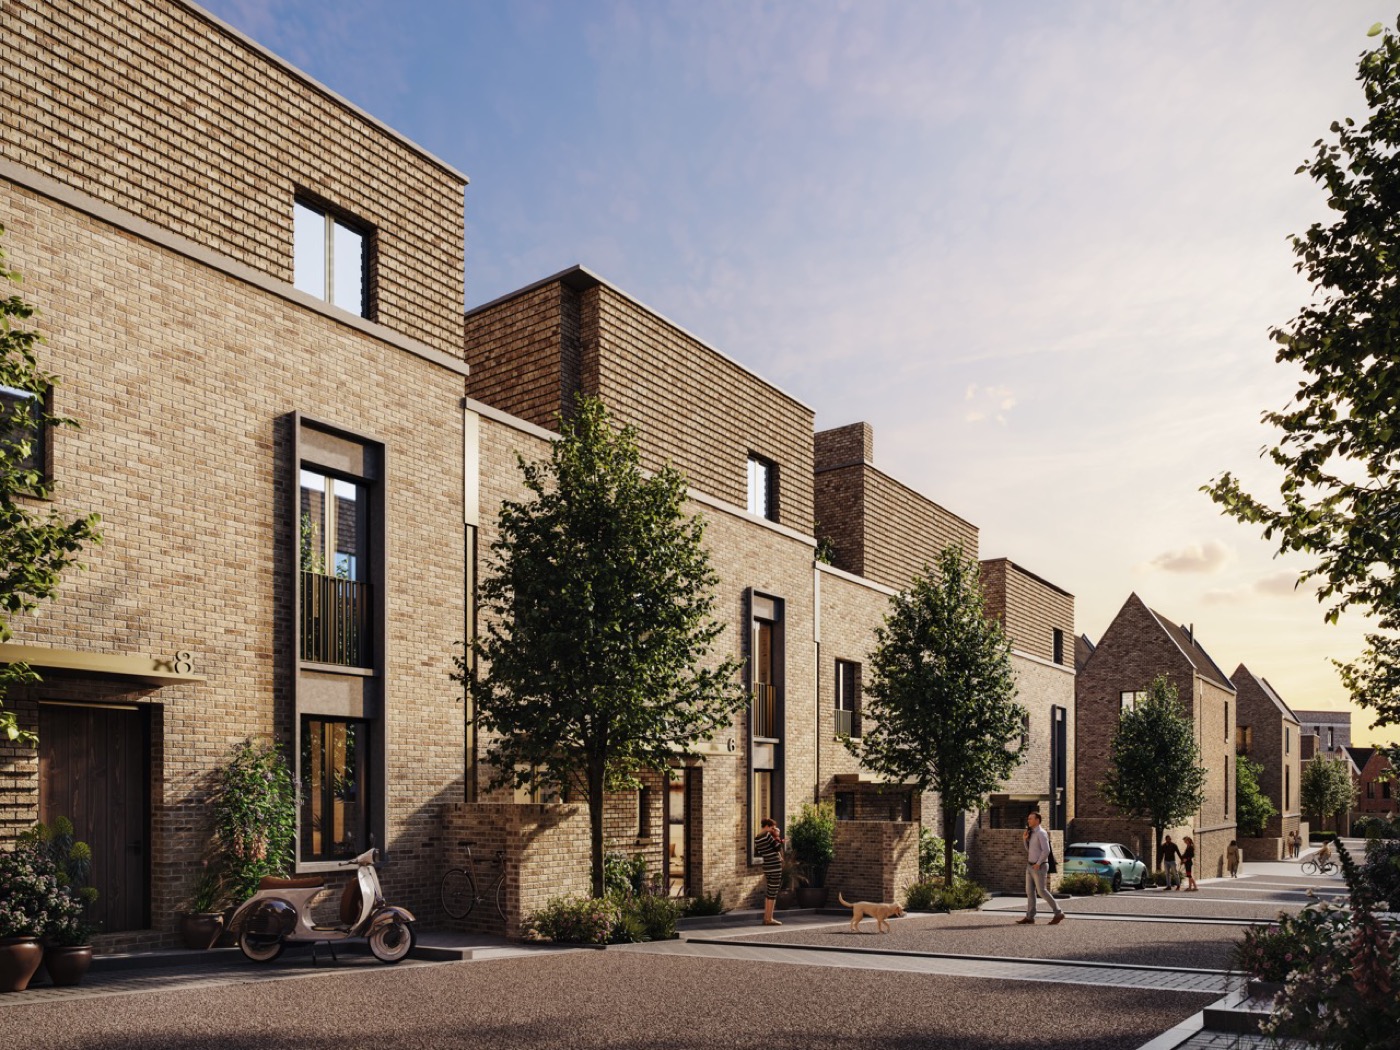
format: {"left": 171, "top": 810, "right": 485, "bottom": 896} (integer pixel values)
{"left": 1017, "top": 811, "right": 1064, "bottom": 925}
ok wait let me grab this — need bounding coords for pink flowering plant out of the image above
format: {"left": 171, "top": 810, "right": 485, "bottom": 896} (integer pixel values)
{"left": 1233, "top": 904, "right": 1348, "bottom": 983}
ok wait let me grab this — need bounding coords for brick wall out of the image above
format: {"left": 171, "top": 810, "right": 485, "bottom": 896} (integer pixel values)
{"left": 827, "top": 820, "right": 919, "bottom": 904}
{"left": 966, "top": 828, "right": 1064, "bottom": 895}
{"left": 814, "top": 422, "right": 873, "bottom": 469}
{"left": 980, "top": 559, "right": 1074, "bottom": 667}
{"left": 0, "top": 0, "right": 466, "bottom": 357}
{"left": 1232, "top": 665, "right": 1303, "bottom": 850}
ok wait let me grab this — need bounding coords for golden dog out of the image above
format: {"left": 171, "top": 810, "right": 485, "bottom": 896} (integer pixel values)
{"left": 838, "top": 893, "right": 905, "bottom": 933}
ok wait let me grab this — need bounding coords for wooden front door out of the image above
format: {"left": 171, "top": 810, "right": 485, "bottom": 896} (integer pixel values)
{"left": 39, "top": 702, "right": 150, "bottom": 932}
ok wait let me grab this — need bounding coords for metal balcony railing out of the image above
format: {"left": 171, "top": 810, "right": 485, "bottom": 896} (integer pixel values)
{"left": 835, "top": 708, "right": 857, "bottom": 737}
{"left": 301, "top": 571, "right": 372, "bottom": 667}
{"left": 752, "top": 682, "right": 777, "bottom": 739}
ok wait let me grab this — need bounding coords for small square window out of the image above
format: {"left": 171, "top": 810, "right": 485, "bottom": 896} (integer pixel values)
{"left": 294, "top": 198, "right": 370, "bottom": 318}
{"left": 746, "top": 455, "right": 777, "bottom": 521}
{"left": 1120, "top": 690, "right": 1143, "bottom": 714}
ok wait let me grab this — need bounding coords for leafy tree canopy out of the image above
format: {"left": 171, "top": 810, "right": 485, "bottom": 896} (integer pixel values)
{"left": 1204, "top": 22, "right": 1400, "bottom": 759}
{"left": 1099, "top": 676, "right": 1207, "bottom": 859}
{"left": 463, "top": 396, "right": 745, "bottom": 897}
{"left": 845, "top": 546, "right": 1025, "bottom": 885}
{"left": 0, "top": 226, "right": 102, "bottom": 745}
{"left": 1235, "top": 753, "right": 1279, "bottom": 838}
{"left": 1301, "top": 753, "right": 1358, "bottom": 833}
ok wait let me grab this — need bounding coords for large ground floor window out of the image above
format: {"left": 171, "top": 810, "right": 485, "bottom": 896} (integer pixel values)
{"left": 301, "top": 716, "right": 370, "bottom": 861}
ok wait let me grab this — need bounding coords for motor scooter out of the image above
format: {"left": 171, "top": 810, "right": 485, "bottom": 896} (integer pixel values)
{"left": 229, "top": 847, "right": 416, "bottom": 964}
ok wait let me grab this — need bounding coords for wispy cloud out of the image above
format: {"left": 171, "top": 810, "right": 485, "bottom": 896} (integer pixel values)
{"left": 1147, "top": 541, "right": 1233, "bottom": 575}
{"left": 964, "top": 384, "right": 1016, "bottom": 425}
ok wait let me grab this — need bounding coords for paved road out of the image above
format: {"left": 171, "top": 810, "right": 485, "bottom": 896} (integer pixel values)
{"left": 2, "top": 950, "right": 1216, "bottom": 1050}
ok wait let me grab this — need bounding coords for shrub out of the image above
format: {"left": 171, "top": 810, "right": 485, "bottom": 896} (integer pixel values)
{"left": 917, "top": 828, "right": 968, "bottom": 882}
{"left": 212, "top": 739, "right": 296, "bottom": 903}
{"left": 787, "top": 801, "right": 836, "bottom": 886}
{"left": 0, "top": 841, "right": 83, "bottom": 940}
{"left": 633, "top": 893, "right": 681, "bottom": 941}
{"left": 522, "top": 895, "right": 616, "bottom": 945}
{"left": 1058, "top": 872, "right": 1110, "bottom": 896}
{"left": 680, "top": 891, "right": 724, "bottom": 917}
{"left": 1361, "top": 838, "right": 1400, "bottom": 910}
{"left": 903, "top": 877, "right": 987, "bottom": 912}
{"left": 603, "top": 852, "right": 646, "bottom": 897}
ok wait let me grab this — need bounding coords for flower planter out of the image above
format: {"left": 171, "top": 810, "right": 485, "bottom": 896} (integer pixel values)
{"left": 1248, "top": 979, "right": 1286, "bottom": 1001}
{"left": 0, "top": 937, "right": 44, "bottom": 993}
{"left": 178, "top": 912, "right": 226, "bottom": 950}
{"left": 795, "top": 886, "right": 829, "bottom": 909}
{"left": 42, "top": 945, "right": 92, "bottom": 987}
{"left": 775, "top": 891, "right": 797, "bottom": 911}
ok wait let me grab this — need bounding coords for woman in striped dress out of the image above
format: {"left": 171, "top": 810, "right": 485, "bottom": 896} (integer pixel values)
{"left": 755, "top": 817, "right": 785, "bottom": 926}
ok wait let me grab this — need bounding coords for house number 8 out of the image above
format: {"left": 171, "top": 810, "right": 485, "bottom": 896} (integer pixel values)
{"left": 174, "top": 651, "right": 194, "bottom": 675}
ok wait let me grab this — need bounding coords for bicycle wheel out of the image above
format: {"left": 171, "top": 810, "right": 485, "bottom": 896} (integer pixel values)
{"left": 441, "top": 868, "right": 476, "bottom": 919}
{"left": 494, "top": 874, "right": 507, "bottom": 922}
{"left": 1301, "top": 859, "right": 1319, "bottom": 876}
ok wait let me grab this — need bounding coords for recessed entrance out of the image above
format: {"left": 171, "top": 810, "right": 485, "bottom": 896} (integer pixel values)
{"left": 38, "top": 701, "right": 150, "bottom": 932}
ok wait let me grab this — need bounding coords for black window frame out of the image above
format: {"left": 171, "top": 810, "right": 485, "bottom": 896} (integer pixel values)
{"left": 746, "top": 453, "right": 778, "bottom": 522}
{"left": 0, "top": 382, "right": 52, "bottom": 488}
{"left": 293, "top": 194, "right": 374, "bottom": 319}
{"left": 834, "top": 658, "right": 860, "bottom": 738}
{"left": 299, "top": 714, "right": 372, "bottom": 863}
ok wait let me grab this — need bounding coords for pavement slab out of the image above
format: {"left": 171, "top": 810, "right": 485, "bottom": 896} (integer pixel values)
{"left": 729, "top": 911, "right": 1246, "bottom": 970}
{"left": 1, "top": 949, "right": 1216, "bottom": 1050}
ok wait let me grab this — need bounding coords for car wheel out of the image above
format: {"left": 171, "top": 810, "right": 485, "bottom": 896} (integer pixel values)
{"left": 1111, "top": 872, "right": 1122, "bottom": 892}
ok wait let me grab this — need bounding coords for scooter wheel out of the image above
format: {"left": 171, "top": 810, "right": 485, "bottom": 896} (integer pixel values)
{"left": 238, "top": 932, "right": 284, "bottom": 963}
{"left": 368, "top": 920, "right": 415, "bottom": 964}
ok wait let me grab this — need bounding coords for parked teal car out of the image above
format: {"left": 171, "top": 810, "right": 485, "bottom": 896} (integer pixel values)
{"left": 1062, "top": 842, "right": 1148, "bottom": 890}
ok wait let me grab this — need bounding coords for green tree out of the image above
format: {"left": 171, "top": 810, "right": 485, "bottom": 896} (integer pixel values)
{"left": 1235, "top": 753, "right": 1279, "bottom": 838}
{"left": 1300, "top": 753, "right": 1358, "bottom": 835}
{"left": 1204, "top": 22, "right": 1400, "bottom": 762}
{"left": 464, "top": 397, "right": 745, "bottom": 898}
{"left": 1099, "top": 676, "right": 1208, "bottom": 862}
{"left": 844, "top": 546, "right": 1025, "bottom": 886}
{"left": 0, "top": 227, "right": 102, "bottom": 746}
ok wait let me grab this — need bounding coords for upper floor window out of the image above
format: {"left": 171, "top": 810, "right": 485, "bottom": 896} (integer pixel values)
{"left": 1052, "top": 628, "right": 1064, "bottom": 665}
{"left": 0, "top": 383, "right": 47, "bottom": 482}
{"left": 300, "top": 468, "right": 372, "bottom": 667}
{"left": 1238, "top": 725, "right": 1252, "bottom": 755}
{"left": 1285, "top": 727, "right": 1291, "bottom": 754}
{"left": 746, "top": 455, "right": 776, "bottom": 521}
{"left": 1120, "top": 690, "right": 1143, "bottom": 714}
{"left": 835, "top": 659, "right": 860, "bottom": 738}
{"left": 294, "top": 199, "right": 369, "bottom": 317}
{"left": 1225, "top": 702, "right": 1230, "bottom": 741}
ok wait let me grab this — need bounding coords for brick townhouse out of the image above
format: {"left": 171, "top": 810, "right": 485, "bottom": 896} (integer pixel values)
{"left": 0, "top": 0, "right": 472, "bottom": 949}
{"left": 1231, "top": 664, "right": 1302, "bottom": 859}
{"left": 1075, "top": 594, "right": 1237, "bottom": 878}
{"left": 1349, "top": 746, "right": 1396, "bottom": 819}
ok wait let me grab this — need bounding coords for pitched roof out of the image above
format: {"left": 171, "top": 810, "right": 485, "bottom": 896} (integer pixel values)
{"left": 1232, "top": 664, "right": 1302, "bottom": 724}
{"left": 1145, "top": 605, "right": 1236, "bottom": 692}
{"left": 1346, "top": 745, "right": 1376, "bottom": 770}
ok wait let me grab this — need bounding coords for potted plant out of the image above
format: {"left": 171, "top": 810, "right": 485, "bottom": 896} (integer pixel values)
{"left": 20, "top": 817, "right": 99, "bottom": 986}
{"left": 787, "top": 801, "right": 836, "bottom": 908}
{"left": 178, "top": 866, "right": 228, "bottom": 950}
{"left": 776, "top": 854, "right": 804, "bottom": 911}
{"left": 210, "top": 738, "right": 296, "bottom": 904}
{"left": 0, "top": 842, "right": 61, "bottom": 992}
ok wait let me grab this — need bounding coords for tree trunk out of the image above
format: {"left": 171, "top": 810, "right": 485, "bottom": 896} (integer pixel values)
{"left": 942, "top": 802, "right": 956, "bottom": 887}
{"left": 588, "top": 761, "right": 606, "bottom": 899}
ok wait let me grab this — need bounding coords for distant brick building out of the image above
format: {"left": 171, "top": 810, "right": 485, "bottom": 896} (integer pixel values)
{"left": 1294, "top": 709, "right": 1353, "bottom": 756}
{"left": 1350, "top": 747, "right": 1396, "bottom": 819}
{"left": 1231, "top": 665, "right": 1303, "bottom": 859}
{"left": 1074, "top": 595, "right": 1237, "bottom": 878}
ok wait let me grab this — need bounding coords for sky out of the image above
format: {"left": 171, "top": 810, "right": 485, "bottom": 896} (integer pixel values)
{"left": 202, "top": 0, "right": 1398, "bottom": 747}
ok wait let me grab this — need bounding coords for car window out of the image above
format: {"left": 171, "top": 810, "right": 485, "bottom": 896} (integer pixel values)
{"left": 1066, "top": 846, "right": 1104, "bottom": 858}
{"left": 1112, "top": 846, "right": 1131, "bottom": 860}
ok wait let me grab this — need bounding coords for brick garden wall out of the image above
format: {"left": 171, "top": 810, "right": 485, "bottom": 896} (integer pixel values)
{"left": 827, "top": 821, "right": 918, "bottom": 904}
{"left": 966, "top": 828, "right": 1064, "bottom": 896}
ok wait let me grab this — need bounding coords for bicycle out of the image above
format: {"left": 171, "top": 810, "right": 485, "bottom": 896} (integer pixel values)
{"left": 1301, "top": 857, "right": 1337, "bottom": 876}
{"left": 441, "top": 842, "right": 507, "bottom": 920}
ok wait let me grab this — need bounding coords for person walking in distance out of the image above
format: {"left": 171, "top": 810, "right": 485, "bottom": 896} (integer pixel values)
{"left": 754, "top": 818, "right": 785, "bottom": 926}
{"left": 1181, "top": 835, "right": 1198, "bottom": 891}
{"left": 1016, "top": 811, "right": 1064, "bottom": 926}
{"left": 1159, "top": 835, "right": 1181, "bottom": 890}
{"left": 1226, "top": 839, "right": 1240, "bottom": 878}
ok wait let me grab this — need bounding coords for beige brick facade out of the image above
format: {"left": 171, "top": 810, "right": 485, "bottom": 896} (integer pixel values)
{"left": 1232, "top": 664, "right": 1303, "bottom": 859}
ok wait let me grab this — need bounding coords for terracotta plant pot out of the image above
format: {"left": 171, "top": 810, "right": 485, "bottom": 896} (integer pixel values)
{"left": 42, "top": 945, "right": 92, "bottom": 987}
{"left": 178, "top": 912, "right": 225, "bottom": 950}
{"left": 0, "top": 936, "right": 44, "bottom": 993}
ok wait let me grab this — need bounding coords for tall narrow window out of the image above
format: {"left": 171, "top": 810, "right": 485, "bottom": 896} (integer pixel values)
{"left": 1052, "top": 628, "right": 1064, "bottom": 665}
{"left": 1225, "top": 702, "right": 1230, "bottom": 741}
{"left": 1285, "top": 727, "right": 1291, "bottom": 754}
{"left": 301, "top": 717, "right": 370, "bottom": 861}
{"left": 835, "top": 659, "right": 860, "bottom": 737}
{"left": 1238, "top": 726, "right": 1252, "bottom": 755}
{"left": 749, "top": 593, "right": 783, "bottom": 845}
{"left": 294, "top": 199, "right": 369, "bottom": 317}
{"left": 746, "top": 455, "right": 776, "bottom": 521}
{"left": 300, "top": 469, "right": 372, "bottom": 667}
{"left": 1286, "top": 765, "right": 1291, "bottom": 810}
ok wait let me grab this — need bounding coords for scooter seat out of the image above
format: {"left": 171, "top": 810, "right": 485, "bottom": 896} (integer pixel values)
{"left": 258, "top": 875, "right": 325, "bottom": 890}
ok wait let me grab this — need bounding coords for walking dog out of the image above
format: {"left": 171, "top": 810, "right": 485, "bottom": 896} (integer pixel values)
{"left": 838, "top": 893, "right": 905, "bottom": 933}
